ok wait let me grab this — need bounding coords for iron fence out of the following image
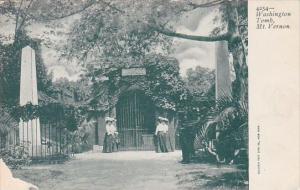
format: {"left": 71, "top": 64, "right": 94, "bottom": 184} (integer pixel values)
{"left": 0, "top": 121, "right": 73, "bottom": 162}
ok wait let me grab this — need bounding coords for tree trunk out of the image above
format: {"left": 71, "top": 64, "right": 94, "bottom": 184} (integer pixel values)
{"left": 228, "top": 40, "right": 248, "bottom": 103}
{"left": 227, "top": 0, "right": 248, "bottom": 103}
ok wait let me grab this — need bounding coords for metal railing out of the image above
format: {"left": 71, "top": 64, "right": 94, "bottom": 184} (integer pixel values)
{"left": 0, "top": 122, "right": 73, "bottom": 162}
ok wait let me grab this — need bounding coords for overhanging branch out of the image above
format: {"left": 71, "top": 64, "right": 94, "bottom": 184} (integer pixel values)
{"left": 153, "top": 27, "right": 229, "bottom": 42}
{"left": 31, "top": 0, "right": 98, "bottom": 21}
{"left": 30, "top": 0, "right": 124, "bottom": 22}
{"left": 98, "top": 0, "right": 125, "bottom": 14}
{"left": 188, "top": 0, "right": 226, "bottom": 9}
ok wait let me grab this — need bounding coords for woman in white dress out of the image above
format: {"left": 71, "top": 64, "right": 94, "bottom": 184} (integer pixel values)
{"left": 103, "top": 117, "right": 116, "bottom": 153}
{"left": 155, "top": 117, "right": 169, "bottom": 153}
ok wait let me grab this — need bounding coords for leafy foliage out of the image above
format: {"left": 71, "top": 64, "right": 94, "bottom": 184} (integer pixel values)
{"left": 0, "top": 44, "right": 21, "bottom": 106}
{"left": 62, "top": 0, "right": 174, "bottom": 67}
{"left": 197, "top": 96, "right": 248, "bottom": 164}
{"left": 0, "top": 37, "right": 53, "bottom": 107}
{"left": 0, "top": 144, "right": 31, "bottom": 169}
{"left": 87, "top": 54, "right": 187, "bottom": 112}
{"left": 185, "top": 66, "right": 215, "bottom": 97}
{"left": 144, "top": 54, "right": 187, "bottom": 111}
{"left": 0, "top": 105, "right": 18, "bottom": 148}
{"left": 68, "top": 121, "right": 93, "bottom": 153}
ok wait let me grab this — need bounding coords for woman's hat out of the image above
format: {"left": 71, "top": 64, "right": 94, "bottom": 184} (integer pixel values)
{"left": 158, "top": 117, "right": 168, "bottom": 122}
{"left": 105, "top": 117, "right": 113, "bottom": 122}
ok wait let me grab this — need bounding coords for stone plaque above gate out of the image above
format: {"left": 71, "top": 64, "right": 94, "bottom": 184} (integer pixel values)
{"left": 121, "top": 68, "right": 146, "bottom": 76}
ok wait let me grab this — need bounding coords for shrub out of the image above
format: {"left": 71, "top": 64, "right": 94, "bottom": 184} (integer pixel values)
{"left": 0, "top": 144, "right": 31, "bottom": 169}
{"left": 69, "top": 122, "right": 93, "bottom": 153}
{"left": 196, "top": 96, "right": 248, "bottom": 165}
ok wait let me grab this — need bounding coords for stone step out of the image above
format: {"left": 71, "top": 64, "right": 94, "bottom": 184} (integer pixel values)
{"left": 93, "top": 145, "right": 102, "bottom": 152}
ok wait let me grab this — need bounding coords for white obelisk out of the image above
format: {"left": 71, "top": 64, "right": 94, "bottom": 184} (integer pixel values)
{"left": 19, "top": 46, "right": 41, "bottom": 156}
{"left": 215, "top": 41, "right": 232, "bottom": 100}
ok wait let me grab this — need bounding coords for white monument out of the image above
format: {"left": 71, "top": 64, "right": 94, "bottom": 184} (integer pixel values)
{"left": 215, "top": 41, "right": 233, "bottom": 100}
{"left": 19, "top": 46, "right": 41, "bottom": 156}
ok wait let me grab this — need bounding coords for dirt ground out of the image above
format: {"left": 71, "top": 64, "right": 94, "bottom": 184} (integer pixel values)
{"left": 13, "top": 151, "right": 248, "bottom": 190}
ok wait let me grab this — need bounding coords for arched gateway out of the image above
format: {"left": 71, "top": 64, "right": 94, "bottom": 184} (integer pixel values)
{"left": 93, "top": 67, "right": 178, "bottom": 152}
{"left": 116, "top": 90, "right": 156, "bottom": 150}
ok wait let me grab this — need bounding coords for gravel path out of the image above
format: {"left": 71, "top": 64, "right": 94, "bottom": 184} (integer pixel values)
{"left": 13, "top": 151, "right": 248, "bottom": 190}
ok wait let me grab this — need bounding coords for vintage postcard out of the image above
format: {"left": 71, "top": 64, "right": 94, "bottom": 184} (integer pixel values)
{"left": 0, "top": 0, "right": 299, "bottom": 190}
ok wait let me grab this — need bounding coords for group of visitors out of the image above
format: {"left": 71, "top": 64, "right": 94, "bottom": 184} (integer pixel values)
{"left": 102, "top": 113, "right": 242, "bottom": 165}
{"left": 102, "top": 117, "right": 120, "bottom": 153}
{"left": 102, "top": 114, "right": 196, "bottom": 165}
{"left": 102, "top": 116, "right": 173, "bottom": 153}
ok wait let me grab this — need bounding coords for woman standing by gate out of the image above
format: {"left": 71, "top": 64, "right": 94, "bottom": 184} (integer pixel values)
{"left": 103, "top": 117, "right": 117, "bottom": 153}
{"left": 155, "top": 117, "right": 170, "bottom": 153}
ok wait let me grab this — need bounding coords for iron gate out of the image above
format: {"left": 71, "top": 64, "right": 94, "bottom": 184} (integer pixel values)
{"left": 116, "top": 91, "right": 155, "bottom": 150}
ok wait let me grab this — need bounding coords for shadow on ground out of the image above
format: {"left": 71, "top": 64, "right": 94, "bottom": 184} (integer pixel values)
{"left": 175, "top": 165, "right": 248, "bottom": 190}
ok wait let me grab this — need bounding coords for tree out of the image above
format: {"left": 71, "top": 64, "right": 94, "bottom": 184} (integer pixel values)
{"left": 61, "top": 0, "right": 173, "bottom": 67}
{"left": 181, "top": 66, "right": 215, "bottom": 122}
{"left": 144, "top": 54, "right": 187, "bottom": 111}
{"left": 0, "top": 0, "right": 101, "bottom": 42}
{"left": 57, "top": 0, "right": 247, "bottom": 104}
{"left": 185, "top": 66, "right": 215, "bottom": 97}
{"left": 151, "top": 0, "right": 248, "bottom": 103}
